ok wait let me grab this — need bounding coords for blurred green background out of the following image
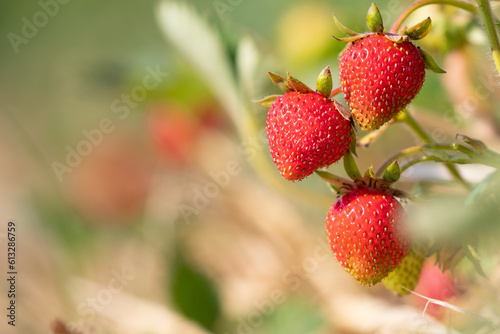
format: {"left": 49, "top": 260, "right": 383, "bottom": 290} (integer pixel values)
{"left": 1, "top": 0, "right": 500, "bottom": 333}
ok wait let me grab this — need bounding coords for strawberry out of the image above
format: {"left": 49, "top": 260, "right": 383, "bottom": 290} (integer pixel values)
{"left": 414, "top": 261, "right": 460, "bottom": 319}
{"left": 267, "top": 91, "right": 352, "bottom": 180}
{"left": 257, "top": 68, "right": 352, "bottom": 181}
{"left": 383, "top": 242, "right": 427, "bottom": 295}
{"left": 326, "top": 186, "right": 409, "bottom": 285}
{"left": 148, "top": 105, "right": 200, "bottom": 166}
{"left": 339, "top": 34, "right": 425, "bottom": 130}
{"left": 334, "top": 4, "right": 444, "bottom": 130}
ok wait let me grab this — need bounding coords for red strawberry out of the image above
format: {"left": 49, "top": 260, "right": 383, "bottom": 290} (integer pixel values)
{"left": 326, "top": 187, "right": 410, "bottom": 285}
{"left": 149, "top": 110, "right": 199, "bottom": 165}
{"left": 266, "top": 91, "right": 352, "bottom": 181}
{"left": 339, "top": 34, "right": 426, "bottom": 130}
{"left": 413, "top": 261, "right": 460, "bottom": 319}
{"left": 333, "top": 4, "right": 444, "bottom": 130}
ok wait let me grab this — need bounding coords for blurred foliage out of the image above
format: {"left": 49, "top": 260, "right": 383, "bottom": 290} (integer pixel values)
{"left": 170, "top": 241, "right": 221, "bottom": 331}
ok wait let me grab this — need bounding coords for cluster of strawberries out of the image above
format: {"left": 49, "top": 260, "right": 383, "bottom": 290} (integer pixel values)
{"left": 257, "top": 4, "right": 442, "bottom": 290}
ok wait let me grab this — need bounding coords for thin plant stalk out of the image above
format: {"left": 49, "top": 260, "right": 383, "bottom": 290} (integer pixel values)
{"left": 390, "top": 0, "right": 476, "bottom": 33}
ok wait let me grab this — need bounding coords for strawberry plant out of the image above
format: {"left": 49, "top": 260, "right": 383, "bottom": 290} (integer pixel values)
{"left": 256, "top": 0, "right": 500, "bottom": 314}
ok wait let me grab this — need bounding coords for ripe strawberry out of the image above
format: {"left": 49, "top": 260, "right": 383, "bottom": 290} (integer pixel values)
{"left": 148, "top": 106, "right": 200, "bottom": 166}
{"left": 339, "top": 34, "right": 426, "bottom": 130}
{"left": 383, "top": 242, "right": 427, "bottom": 295}
{"left": 326, "top": 187, "right": 409, "bottom": 285}
{"left": 333, "top": 4, "right": 444, "bottom": 130}
{"left": 414, "top": 261, "right": 460, "bottom": 319}
{"left": 266, "top": 91, "right": 352, "bottom": 181}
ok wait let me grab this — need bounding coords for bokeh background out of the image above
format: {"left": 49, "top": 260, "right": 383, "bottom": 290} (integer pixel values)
{"left": 1, "top": 0, "right": 500, "bottom": 333}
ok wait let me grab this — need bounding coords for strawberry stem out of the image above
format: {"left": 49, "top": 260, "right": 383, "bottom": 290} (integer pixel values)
{"left": 357, "top": 121, "right": 393, "bottom": 148}
{"left": 475, "top": 0, "right": 500, "bottom": 77}
{"left": 330, "top": 86, "right": 343, "bottom": 98}
{"left": 390, "top": 0, "right": 476, "bottom": 34}
{"left": 395, "top": 109, "right": 432, "bottom": 143}
{"left": 376, "top": 144, "right": 471, "bottom": 177}
{"left": 395, "top": 110, "right": 471, "bottom": 190}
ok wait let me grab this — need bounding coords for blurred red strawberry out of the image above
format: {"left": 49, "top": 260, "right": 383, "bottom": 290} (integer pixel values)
{"left": 413, "top": 261, "right": 460, "bottom": 319}
{"left": 148, "top": 105, "right": 200, "bottom": 166}
{"left": 66, "top": 134, "right": 150, "bottom": 225}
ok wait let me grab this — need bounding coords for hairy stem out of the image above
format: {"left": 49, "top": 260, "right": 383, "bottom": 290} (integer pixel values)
{"left": 390, "top": 0, "right": 476, "bottom": 33}
{"left": 395, "top": 110, "right": 471, "bottom": 189}
{"left": 357, "top": 120, "right": 393, "bottom": 148}
{"left": 476, "top": 0, "right": 500, "bottom": 76}
{"left": 376, "top": 144, "right": 473, "bottom": 176}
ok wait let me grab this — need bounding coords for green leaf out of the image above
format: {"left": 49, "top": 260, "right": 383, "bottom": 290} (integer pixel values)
{"left": 237, "top": 36, "right": 262, "bottom": 101}
{"left": 421, "top": 146, "right": 471, "bottom": 164}
{"left": 457, "top": 134, "right": 488, "bottom": 154}
{"left": 405, "top": 17, "right": 432, "bottom": 40}
{"left": 394, "top": 144, "right": 473, "bottom": 174}
{"left": 268, "top": 72, "right": 291, "bottom": 92}
{"left": 366, "top": 3, "right": 384, "bottom": 33}
{"left": 463, "top": 244, "right": 487, "bottom": 278}
{"left": 332, "top": 12, "right": 359, "bottom": 36}
{"left": 349, "top": 129, "right": 358, "bottom": 157}
{"left": 259, "top": 298, "right": 326, "bottom": 334}
{"left": 384, "top": 33, "right": 411, "bottom": 43}
{"left": 365, "top": 167, "right": 378, "bottom": 180}
{"left": 333, "top": 99, "right": 351, "bottom": 121}
{"left": 286, "top": 72, "right": 313, "bottom": 93}
{"left": 343, "top": 151, "right": 361, "bottom": 181}
{"left": 465, "top": 172, "right": 495, "bottom": 206}
{"left": 419, "top": 48, "right": 446, "bottom": 73}
{"left": 253, "top": 95, "right": 281, "bottom": 109}
{"left": 156, "top": 2, "right": 245, "bottom": 130}
{"left": 170, "top": 245, "right": 220, "bottom": 331}
{"left": 315, "top": 170, "right": 353, "bottom": 192}
{"left": 333, "top": 32, "right": 372, "bottom": 43}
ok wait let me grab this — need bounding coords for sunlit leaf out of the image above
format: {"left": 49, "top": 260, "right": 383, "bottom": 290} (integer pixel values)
{"left": 237, "top": 36, "right": 262, "bottom": 101}
{"left": 156, "top": 2, "right": 244, "bottom": 129}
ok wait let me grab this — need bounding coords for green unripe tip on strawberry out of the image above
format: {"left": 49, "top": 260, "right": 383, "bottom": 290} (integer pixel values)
{"left": 383, "top": 244, "right": 427, "bottom": 295}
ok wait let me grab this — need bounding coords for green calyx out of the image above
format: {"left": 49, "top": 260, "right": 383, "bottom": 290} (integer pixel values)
{"left": 316, "top": 154, "right": 412, "bottom": 201}
{"left": 332, "top": 12, "right": 359, "bottom": 36}
{"left": 332, "top": 3, "right": 445, "bottom": 74}
{"left": 315, "top": 170, "right": 353, "bottom": 193}
{"left": 334, "top": 3, "right": 432, "bottom": 43}
{"left": 286, "top": 72, "right": 313, "bottom": 93}
{"left": 343, "top": 151, "right": 362, "bottom": 181}
{"left": 254, "top": 68, "right": 344, "bottom": 109}
{"left": 253, "top": 95, "right": 280, "bottom": 109}
{"left": 419, "top": 48, "right": 446, "bottom": 73}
